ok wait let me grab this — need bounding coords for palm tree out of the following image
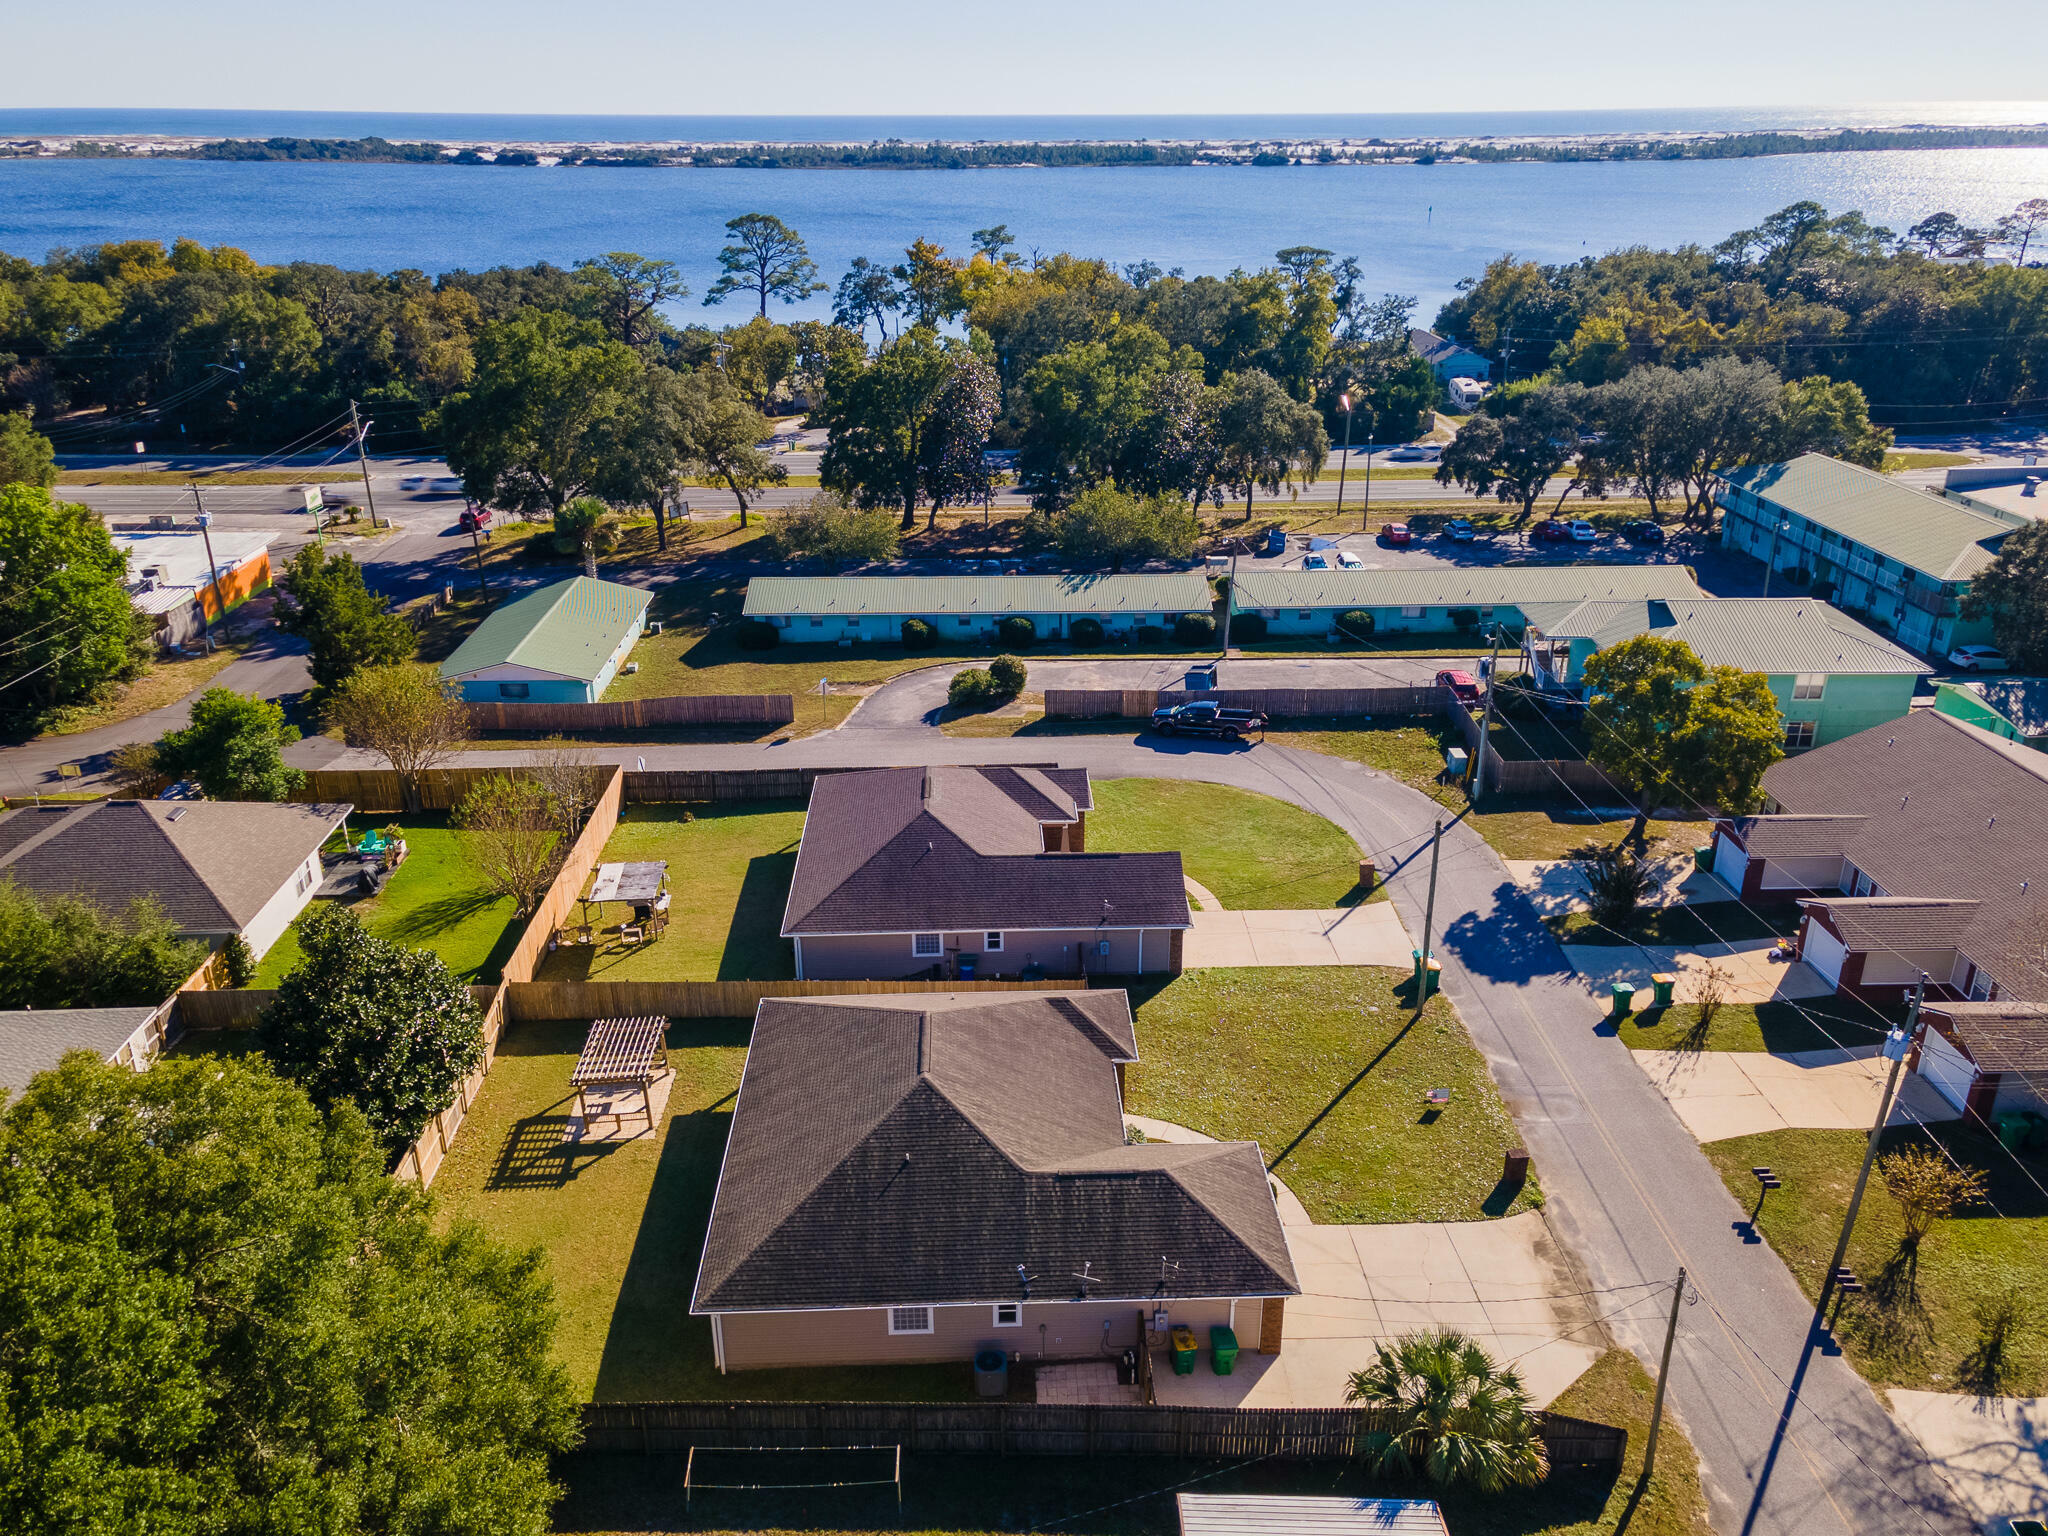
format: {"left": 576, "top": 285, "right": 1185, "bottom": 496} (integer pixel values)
{"left": 1345, "top": 1330, "right": 1548, "bottom": 1490}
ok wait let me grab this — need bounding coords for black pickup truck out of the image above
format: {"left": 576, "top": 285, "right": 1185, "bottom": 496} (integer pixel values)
{"left": 1149, "top": 701, "right": 1267, "bottom": 741}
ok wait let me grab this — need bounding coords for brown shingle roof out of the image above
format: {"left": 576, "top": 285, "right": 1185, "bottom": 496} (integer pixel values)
{"left": 782, "top": 767, "right": 1188, "bottom": 937}
{"left": 693, "top": 992, "right": 1297, "bottom": 1314}
{"left": 1803, "top": 898, "right": 1983, "bottom": 952}
{"left": 1921, "top": 1002, "right": 2048, "bottom": 1080}
{"left": 0, "top": 800, "right": 351, "bottom": 935}
{"left": 1731, "top": 814, "right": 1868, "bottom": 858}
{"left": 1762, "top": 711, "right": 2048, "bottom": 998}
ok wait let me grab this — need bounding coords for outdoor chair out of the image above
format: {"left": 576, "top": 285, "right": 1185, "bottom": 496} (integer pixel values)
{"left": 619, "top": 926, "right": 643, "bottom": 947}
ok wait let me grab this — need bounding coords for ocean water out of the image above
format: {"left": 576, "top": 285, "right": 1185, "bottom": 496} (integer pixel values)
{"left": 2, "top": 145, "right": 2045, "bottom": 323}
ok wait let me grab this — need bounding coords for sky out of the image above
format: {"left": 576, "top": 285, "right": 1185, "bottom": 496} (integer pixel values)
{"left": 7, "top": 0, "right": 2048, "bottom": 119}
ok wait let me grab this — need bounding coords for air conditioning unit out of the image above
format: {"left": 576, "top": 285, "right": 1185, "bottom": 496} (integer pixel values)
{"left": 646, "top": 621, "right": 662, "bottom": 635}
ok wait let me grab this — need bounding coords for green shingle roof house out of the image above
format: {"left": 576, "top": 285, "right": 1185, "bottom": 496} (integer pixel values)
{"left": 439, "top": 576, "right": 651, "bottom": 703}
{"left": 1522, "top": 596, "right": 1930, "bottom": 751}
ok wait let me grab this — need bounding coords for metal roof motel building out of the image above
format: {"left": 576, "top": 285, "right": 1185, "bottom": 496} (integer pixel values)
{"left": 742, "top": 573, "right": 1215, "bottom": 642}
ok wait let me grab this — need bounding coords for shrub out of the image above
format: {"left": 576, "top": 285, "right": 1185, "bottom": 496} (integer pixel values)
{"left": 948, "top": 668, "right": 995, "bottom": 709}
{"left": 901, "top": 617, "right": 937, "bottom": 650}
{"left": 1133, "top": 624, "right": 1166, "bottom": 646}
{"left": 1175, "top": 612, "right": 1216, "bottom": 646}
{"left": 222, "top": 934, "right": 256, "bottom": 989}
{"left": 1069, "top": 616, "right": 1105, "bottom": 646}
{"left": 988, "top": 654, "right": 1027, "bottom": 697}
{"left": 735, "top": 619, "right": 781, "bottom": 650}
{"left": 1337, "top": 609, "right": 1377, "bottom": 639}
{"left": 997, "top": 615, "right": 1037, "bottom": 648}
{"left": 1230, "top": 612, "right": 1268, "bottom": 642}
{"left": 771, "top": 491, "right": 901, "bottom": 564}
{"left": 1449, "top": 608, "right": 1480, "bottom": 631}
{"left": 0, "top": 881, "right": 207, "bottom": 1010}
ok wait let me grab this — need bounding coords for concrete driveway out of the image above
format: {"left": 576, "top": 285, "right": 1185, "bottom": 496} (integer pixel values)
{"left": 1632, "top": 1046, "right": 1961, "bottom": 1142}
{"left": 1892, "top": 1391, "right": 2048, "bottom": 1534}
{"left": 1184, "top": 902, "right": 1413, "bottom": 968}
{"left": 1507, "top": 857, "right": 1738, "bottom": 915}
{"left": 1561, "top": 938, "right": 1833, "bottom": 1007}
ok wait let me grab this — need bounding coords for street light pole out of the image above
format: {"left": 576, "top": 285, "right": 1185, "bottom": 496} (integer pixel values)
{"left": 1361, "top": 402, "right": 1376, "bottom": 534}
{"left": 1464, "top": 623, "right": 1504, "bottom": 799}
{"left": 1334, "top": 393, "right": 1353, "bottom": 524}
{"left": 1762, "top": 520, "right": 1790, "bottom": 598}
{"left": 1815, "top": 981, "right": 1921, "bottom": 1329}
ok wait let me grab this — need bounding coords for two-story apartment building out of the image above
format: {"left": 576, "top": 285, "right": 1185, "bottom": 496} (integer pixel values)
{"left": 1716, "top": 454, "right": 2017, "bottom": 657}
{"left": 1520, "top": 596, "right": 1929, "bottom": 751}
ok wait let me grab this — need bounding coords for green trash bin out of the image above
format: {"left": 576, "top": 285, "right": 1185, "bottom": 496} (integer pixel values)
{"left": 1209, "top": 1325, "right": 1240, "bottom": 1376}
{"left": 1170, "top": 1326, "right": 1198, "bottom": 1376}
{"left": 1694, "top": 843, "right": 1715, "bottom": 874}
{"left": 1610, "top": 982, "right": 1637, "bottom": 1018}
{"left": 1996, "top": 1113, "right": 2031, "bottom": 1153}
{"left": 1650, "top": 973, "right": 1676, "bottom": 1008}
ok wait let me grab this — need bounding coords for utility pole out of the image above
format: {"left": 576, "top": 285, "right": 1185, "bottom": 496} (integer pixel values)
{"left": 1360, "top": 401, "right": 1376, "bottom": 534}
{"left": 189, "top": 487, "right": 226, "bottom": 654}
{"left": 1464, "top": 622, "right": 1505, "bottom": 797}
{"left": 1762, "top": 520, "right": 1789, "bottom": 599}
{"left": 1219, "top": 548, "right": 1238, "bottom": 654}
{"left": 1334, "top": 393, "right": 1353, "bottom": 524}
{"left": 466, "top": 504, "right": 491, "bottom": 602}
{"left": 1816, "top": 979, "right": 1920, "bottom": 1328}
{"left": 1414, "top": 818, "right": 1443, "bottom": 1011}
{"left": 1642, "top": 1266, "right": 1687, "bottom": 1483}
{"left": 349, "top": 400, "right": 382, "bottom": 529}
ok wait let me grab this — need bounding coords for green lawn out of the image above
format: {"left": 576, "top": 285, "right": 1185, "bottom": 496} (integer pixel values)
{"left": 1882, "top": 450, "right": 1972, "bottom": 473}
{"left": 1087, "top": 778, "right": 1374, "bottom": 909}
{"left": 1706, "top": 1124, "right": 2048, "bottom": 1394}
{"left": 250, "top": 817, "right": 527, "bottom": 986}
{"left": 431, "top": 1016, "right": 972, "bottom": 1403}
{"left": 1544, "top": 900, "right": 1803, "bottom": 948}
{"left": 554, "top": 1347, "right": 1707, "bottom": 1536}
{"left": 1617, "top": 996, "right": 1903, "bottom": 1054}
{"left": 534, "top": 803, "right": 803, "bottom": 984}
{"left": 1125, "top": 968, "right": 1541, "bottom": 1224}
{"left": 1275, "top": 719, "right": 1710, "bottom": 863}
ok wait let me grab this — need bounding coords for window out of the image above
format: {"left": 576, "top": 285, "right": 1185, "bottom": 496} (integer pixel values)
{"left": 294, "top": 863, "right": 315, "bottom": 897}
{"left": 1792, "top": 674, "right": 1826, "bottom": 701}
{"left": 992, "top": 1302, "right": 1022, "bottom": 1327}
{"left": 913, "top": 933, "right": 942, "bottom": 958}
{"left": 1297, "top": 610, "right": 1312, "bottom": 620}
{"left": 497, "top": 682, "right": 530, "bottom": 699}
{"left": 1402, "top": 605, "right": 1424, "bottom": 619}
{"left": 984, "top": 932, "right": 1004, "bottom": 952}
{"left": 888, "top": 1306, "right": 934, "bottom": 1335}
{"left": 1784, "top": 721, "right": 1816, "bottom": 751}
{"left": 810, "top": 617, "right": 825, "bottom": 628}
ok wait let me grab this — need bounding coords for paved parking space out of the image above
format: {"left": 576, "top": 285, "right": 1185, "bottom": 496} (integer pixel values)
{"left": 1183, "top": 903, "right": 1414, "bottom": 968}
{"left": 1632, "top": 1046, "right": 1961, "bottom": 1142}
{"left": 1892, "top": 1390, "right": 2048, "bottom": 1534}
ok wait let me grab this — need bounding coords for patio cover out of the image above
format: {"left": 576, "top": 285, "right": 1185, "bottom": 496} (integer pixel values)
{"left": 570, "top": 1016, "right": 668, "bottom": 1089}
{"left": 588, "top": 861, "right": 667, "bottom": 904}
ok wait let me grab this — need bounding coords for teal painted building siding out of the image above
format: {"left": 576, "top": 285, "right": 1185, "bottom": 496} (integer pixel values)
{"left": 1248, "top": 602, "right": 1516, "bottom": 637}
{"left": 458, "top": 605, "right": 648, "bottom": 703}
{"left": 771, "top": 607, "right": 1200, "bottom": 642}
{"left": 1773, "top": 671, "right": 1918, "bottom": 749}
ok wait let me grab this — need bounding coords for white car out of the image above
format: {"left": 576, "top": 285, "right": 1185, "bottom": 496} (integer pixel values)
{"left": 1947, "top": 644, "right": 2009, "bottom": 672}
{"left": 1568, "top": 519, "right": 1598, "bottom": 543}
{"left": 1382, "top": 444, "right": 1442, "bottom": 462}
{"left": 431, "top": 476, "right": 465, "bottom": 493}
{"left": 1335, "top": 549, "right": 1365, "bottom": 569}
{"left": 1444, "top": 518, "right": 1476, "bottom": 543}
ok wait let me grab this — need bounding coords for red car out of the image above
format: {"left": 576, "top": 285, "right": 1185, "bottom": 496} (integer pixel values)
{"left": 459, "top": 503, "right": 493, "bottom": 532}
{"left": 1530, "top": 519, "right": 1569, "bottom": 543}
{"left": 1436, "top": 669, "right": 1481, "bottom": 704}
{"left": 1378, "top": 521, "right": 1412, "bottom": 547}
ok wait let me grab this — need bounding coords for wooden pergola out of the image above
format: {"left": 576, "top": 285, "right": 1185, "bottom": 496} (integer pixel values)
{"left": 569, "top": 1016, "right": 670, "bottom": 1135}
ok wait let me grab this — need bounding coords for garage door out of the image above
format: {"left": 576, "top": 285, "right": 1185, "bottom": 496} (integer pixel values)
{"left": 1917, "top": 1028, "right": 1978, "bottom": 1113}
{"left": 1801, "top": 921, "right": 1847, "bottom": 988}
{"left": 1714, "top": 832, "right": 1748, "bottom": 894}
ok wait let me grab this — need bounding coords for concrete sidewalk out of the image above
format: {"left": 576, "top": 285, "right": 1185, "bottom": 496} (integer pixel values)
{"left": 1183, "top": 902, "right": 1413, "bottom": 968}
{"left": 1632, "top": 1046, "right": 1962, "bottom": 1142}
{"left": 1892, "top": 1391, "right": 2048, "bottom": 1534}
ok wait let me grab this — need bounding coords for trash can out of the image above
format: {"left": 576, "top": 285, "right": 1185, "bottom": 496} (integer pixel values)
{"left": 1996, "top": 1112, "right": 2032, "bottom": 1153}
{"left": 973, "top": 1349, "right": 1008, "bottom": 1398}
{"left": 1422, "top": 959, "right": 1441, "bottom": 997}
{"left": 957, "top": 955, "right": 976, "bottom": 982}
{"left": 1210, "top": 1325, "right": 1240, "bottom": 1376}
{"left": 1610, "top": 982, "right": 1637, "bottom": 1018}
{"left": 1650, "top": 973, "right": 1676, "bottom": 1008}
{"left": 1170, "top": 1326, "right": 1198, "bottom": 1376}
{"left": 1694, "top": 843, "right": 1715, "bottom": 874}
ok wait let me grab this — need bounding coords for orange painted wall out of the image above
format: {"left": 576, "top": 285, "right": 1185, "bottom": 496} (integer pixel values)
{"left": 196, "top": 550, "right": 273, "bottom": 619}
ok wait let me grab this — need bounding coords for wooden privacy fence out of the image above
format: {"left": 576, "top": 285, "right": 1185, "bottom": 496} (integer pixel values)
{"left": 394, "top": 983, "right": 509, "bottom": 1186}
{"left": 466, "top": 694, "right": 794, "bottom": 733}
{"left": 577, "top": 1400, "right": 1627, "bottom": 1468}
{"left": 498, "top": 766, "right": 627, "bottom": 986}
{"left": 620, "top": 764, "right": 1062, "bottom": 805}
{"left": 297, "top": 765, "right": 509, "bottom": 815}
{"left": 1044, "top": 685, "right": 1448, "bottom": 719}
{"left": 507, "top": 977, "right": 1069, "bottom": 1022}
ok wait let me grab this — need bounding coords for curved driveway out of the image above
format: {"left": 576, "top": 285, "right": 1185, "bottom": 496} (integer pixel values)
{"left": 290, "top": 721, "right": 1968, "bottom": 1536}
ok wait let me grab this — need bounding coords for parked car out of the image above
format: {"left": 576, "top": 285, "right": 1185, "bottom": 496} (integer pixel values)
{"left": 1260, "top": 526, "right": 1288, "bottom": 556}
{"left": 1379, "top": 522, "right": 1412, "bottom": 547}
{"left": 1443, "top": 518, "right": 1476, "bottom": 543}
{"left": 1568, "top": 519, "right": 1599, "bottom": 543}
{"left": 1301, "top": 552, "right": 1329, "bottom": 570}
{"left": 1947, "top": 644, "right": 2009, "bottom": 672}
{"left": 1383, "top": 444, "right": 1442, "bottom": 462}
{"left": 1620, "top": 519, "right": 1667, "bottom": 546}
{"left": 1150, "top": 701, "right": 1267, "bottom": 741}
{"left": 1532, "top": 519, "right": 1572, "bottom": 543}
{"left": 1436, "top": 669, "right": 1481, "bottom": 704}
{"left": 1335, "top": 549, "right": 1365, "bottom": 569}
{"left": 458, "top": 504, "right": 493, "bottom": 532}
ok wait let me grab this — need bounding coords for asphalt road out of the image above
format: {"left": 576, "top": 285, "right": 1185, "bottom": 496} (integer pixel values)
{"left": 286, "top": 723, "right": 1972, "bottom": 1536}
